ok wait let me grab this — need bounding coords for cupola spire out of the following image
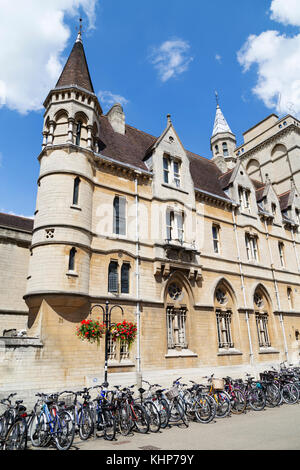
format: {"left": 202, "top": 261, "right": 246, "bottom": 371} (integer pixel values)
{"left": 212, "top": 101, "right": 233, "bottom": 137}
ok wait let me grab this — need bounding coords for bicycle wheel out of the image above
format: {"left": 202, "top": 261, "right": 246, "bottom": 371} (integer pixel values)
{"left": 194, "top": 394, "right": 215, "bottom": 424}
{"left": 54, "top": 410, "right": 75, "bottom": 451}
{"left": 102, "top": 409, "right": 116, "bottom": 441}
{"left": 175, "top": 398, "right": 189, "bottom": 427}
{"left": 182, "top": 390, "right": 195, "bottom": 420}
{"left": 143, "top": 401, "right": 161, "bottom": 433}
{"left": 248, "top": 387, "right": 266, "bottom": 411}
{"left": 78, "top": 406, "right": 93, "bottom": 440}
{"left": 156, "top": 398, "right": 169, "bottom": 429}
{"left": 132, "top": 403, "right": 149, "bottom": 434}
{"left": 282, "top": 383, "right": 299, "bottom": 405}
{"left": 0, "top": 415, "right": 8, "bottom": 442}
{"left": 229, "top": 388, "right": 246, "bottom": 415}
{"left": 3, "top": 419, "right": 27, "bottom": 450}
{"left": 265, "top": 384, "right": 281, "bottom": 408}
{"left": 29, "top": 412, "right": 51, "bottom": 448}
{"left": 214, "top": 391, "right": 231, "bottom": 418}
{"left": 117, "top": 404, "right": 133, "bottom": 436}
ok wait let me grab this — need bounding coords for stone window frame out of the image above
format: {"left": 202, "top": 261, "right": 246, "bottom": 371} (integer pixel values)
{"left": 245, "top": 232, "right": 259, "bottom": 262}
{"left": 166, "top": 207, "right": 184, "bottom": 244}
{"left": 212, "top": 223, "right": 221, "bottom": 254}
{"left": 166, "top": 305, "right": 188, "bottom": 350}
{"left": 216, "top": 309, "right": 234, "bottom": 349}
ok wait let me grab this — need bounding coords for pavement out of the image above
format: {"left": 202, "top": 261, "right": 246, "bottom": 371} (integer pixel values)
{"left": 27, "top": 401, "right": 300, "bottom": 452}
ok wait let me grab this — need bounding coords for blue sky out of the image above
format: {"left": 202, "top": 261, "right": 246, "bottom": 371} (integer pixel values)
{"left": 1, "top": 0, "right": 299, "bottom": 217}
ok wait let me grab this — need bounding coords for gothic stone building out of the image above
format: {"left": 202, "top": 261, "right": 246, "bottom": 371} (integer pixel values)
{"left": 2, "top": 31, "right": 300, "bottom": 394}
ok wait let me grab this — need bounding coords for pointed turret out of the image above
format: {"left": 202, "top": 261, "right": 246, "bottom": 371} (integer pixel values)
{"left": 41, "top": 24, "right": 102, "bottom": 150}
{"left": 210, "top": 97, "right": 237, "bottom": 171}
{"left": 55, "top": 30, "right": 94, "bottom": 93}
{"left": 212, "top": 105, "right": 233, "bottom": 136}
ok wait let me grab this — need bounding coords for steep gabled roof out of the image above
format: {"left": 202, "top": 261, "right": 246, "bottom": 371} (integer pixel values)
{"left": 279, "top": 190, "right": 292, "bottom": 211}
{"left": 95, "top": 115, "right": 230, "bottom": 200}
{"left": 55, "top": 34, "right": 94, "bottom": 93}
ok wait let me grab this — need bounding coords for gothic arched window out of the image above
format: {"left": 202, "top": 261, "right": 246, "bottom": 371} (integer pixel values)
{"left": 254, "top": 288, "right": 271, "bottom": 348}
{"left": 214, "top": 283, "right": 234, "bottom": 349}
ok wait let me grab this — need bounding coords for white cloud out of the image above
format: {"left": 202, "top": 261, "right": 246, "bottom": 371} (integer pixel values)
{"left": 238, "top": 0, "right": 300, "bottom": 117}
{"left": 215, "top": 54, "right": 222, "bottom": 63}
{"left": 98, "top": 90, "right": 129, "bottom": 110}
{"left": 270, "top": 0, "right": 300, "bottom": 27}
{"left": 149, "top": 39, "right": 193, "bottom": 82}
{"left": 0, "top": 0, "right": 98, "bottom": 115}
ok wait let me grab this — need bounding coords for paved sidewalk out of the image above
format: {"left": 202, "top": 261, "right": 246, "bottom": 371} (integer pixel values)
{"left": 28, "top": 403, "right": 300, "bottom": 451}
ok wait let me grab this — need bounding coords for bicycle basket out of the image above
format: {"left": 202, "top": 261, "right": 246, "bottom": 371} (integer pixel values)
{"left": 212, "top": 378, "right": 225, "bottom": 391}
{"left": 165, "top": 387, "right": 180, "bottom": 400}
{"left": 60, "top": 394, "right": 74, "bottom": 408}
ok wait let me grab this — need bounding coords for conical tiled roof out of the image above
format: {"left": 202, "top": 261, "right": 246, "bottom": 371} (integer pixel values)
{"left": 55, "top": 33, "right": 94, "bottom": 93}
{"left": 212, "top": 105, "right": 233, "bottom": 136}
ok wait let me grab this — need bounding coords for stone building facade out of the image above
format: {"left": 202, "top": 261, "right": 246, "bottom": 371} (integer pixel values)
{"left": 1, "top": 31, "right": 300, "bottom": 395}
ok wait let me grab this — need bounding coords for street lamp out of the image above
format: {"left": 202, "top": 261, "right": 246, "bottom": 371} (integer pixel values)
{"left": 89, "top": 300, "right": 124, "bottom": 383}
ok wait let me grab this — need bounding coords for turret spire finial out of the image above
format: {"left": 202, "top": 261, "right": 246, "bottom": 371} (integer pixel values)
{"left": 215, "top": 90, "right": 219, "bottom": 108}
{"left": 76, "top": 18, "right": 83, "bottom": 43}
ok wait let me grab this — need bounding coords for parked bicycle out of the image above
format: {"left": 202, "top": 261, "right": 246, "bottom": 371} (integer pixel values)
{"left": 29, "top": 392, "right": 75, "bottom": 450}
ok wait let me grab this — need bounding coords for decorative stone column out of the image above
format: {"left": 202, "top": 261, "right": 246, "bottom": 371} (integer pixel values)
{"left": 87, "top": 125, "right": 93, "bottom": 149}
{"left": 67, "top": 118, "right": 75, "bottom": 144}
{"left": 47, "top": 120, "right": 55, "bottom": 146}
{"left": 42, "top": 131, "right": 48, "bottom": 150}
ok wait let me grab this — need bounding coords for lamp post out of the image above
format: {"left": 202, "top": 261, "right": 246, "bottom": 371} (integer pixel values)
{"left": 90, "top": 300, "right": 124, "bottom": 384}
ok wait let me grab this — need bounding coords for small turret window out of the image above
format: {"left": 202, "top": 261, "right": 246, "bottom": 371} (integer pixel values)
{"left": 72, "top": 177, "right": 80, "bottom": 205}
{"left": 68, "top": 247, "right": 77, "bottom": 271}
{"left": 222, "top": 142, "right": 229, "bottom": 156}
{"left": 75, "top": 121, "right": 82, "bottom": 146}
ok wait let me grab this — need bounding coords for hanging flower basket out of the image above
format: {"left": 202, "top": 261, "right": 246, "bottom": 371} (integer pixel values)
{"left": 110, "top": 320, "right": 137, "bottom": 348}
{"left": 76, "top": 319, "right": 106, "bottom": 345}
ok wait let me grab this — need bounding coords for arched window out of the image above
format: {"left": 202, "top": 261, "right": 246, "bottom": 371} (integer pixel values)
{"left": 108, "top": 261, "right": 118, "bottom": 293}
{"left": 214, "top": 283, "right": 234, "bottom": 349}
{"left": 72, "top": 177, "right": 80, "bottom": 205}
{"left": 68, "top": 247, "right": 77, "bottom": 271}
{"left": 75, "top": 121, "right": 82, "bottom": 146}
{"left": 246, "top": 159, "right": 261, "bottom": 181}
{"left": 254, "top": 288, "right": 271, "bottom": 348}
{"left": 166, "top": 281, "right": 188, "bottom": 350}
{"left": 222, "top": 142, "right": 229, "bottom": 157}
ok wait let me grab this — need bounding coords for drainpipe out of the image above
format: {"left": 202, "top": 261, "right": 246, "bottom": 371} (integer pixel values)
{"left": 291, "top": 226, "right": 300, "bottom": 272}
{"left": 135, "top": 175, "right": 142, "bottom": 386}
{"left": 232, "top": 206, "right": 254, "bottom": 365}
{"left": 264, "top": 218, "right": 289, "bottom": 362}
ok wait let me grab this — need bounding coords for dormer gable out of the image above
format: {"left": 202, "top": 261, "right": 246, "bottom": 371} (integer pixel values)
{"left": 256, "top": 180, "right": 282, "bottom": 224}
{"left": 279, "top": 182, "right": 300, "bottom": 226}
{"left": 148, "top": 115, "right": 195, "bottom": 205}
{"left": 219, "top": 161, "right": 257, "bottom": 215}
